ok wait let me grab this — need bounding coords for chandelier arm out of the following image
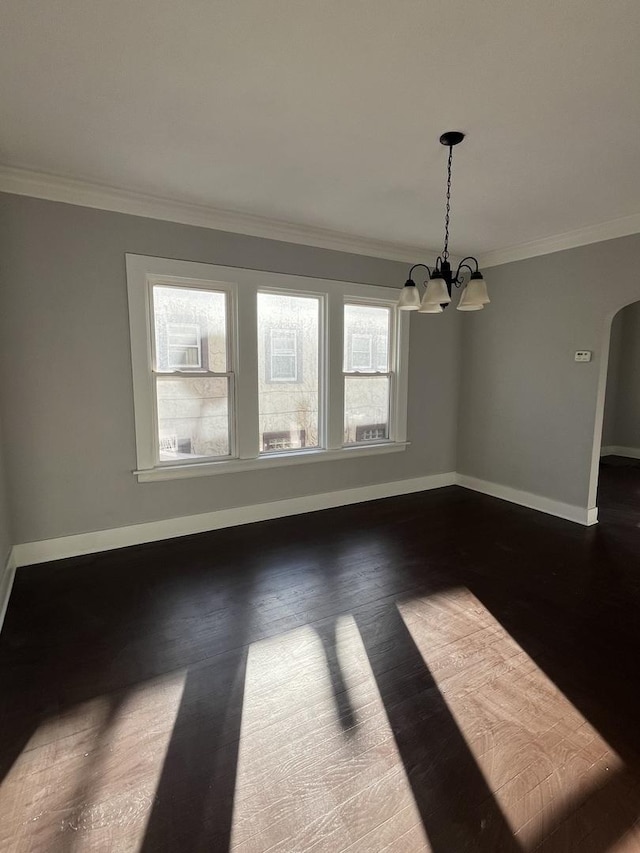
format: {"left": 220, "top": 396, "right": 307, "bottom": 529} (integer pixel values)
{"left": 408, "top": 263, "right": 432, "bottom": 280}
{"left": 456, "top": 256, "right": 480, "bottom": 273}
{"left": 453, "top": 263, "right": 474, "bottom": 286}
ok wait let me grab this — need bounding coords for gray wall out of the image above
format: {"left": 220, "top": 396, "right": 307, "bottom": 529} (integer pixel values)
{"left": 0, "top": 193, "right": 461, "bottom": 544}
{"left": 602, "top": 301, "right": 640, "bottom": 449}
{"left": 458, "top": 233, "right": 640, "bottom": 509}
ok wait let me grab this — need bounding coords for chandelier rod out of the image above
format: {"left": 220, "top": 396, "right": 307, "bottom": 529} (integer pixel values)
{"left": 442, "top": 144, "right": 454, "bottom": 261}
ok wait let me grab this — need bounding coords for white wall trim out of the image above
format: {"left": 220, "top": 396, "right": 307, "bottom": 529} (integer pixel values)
{"left": 455, "top": 474, "right": 598, "bottom": 526}
{"left": 12, "top": 470, "right": 605, "bottom": 568}
{"left": 0, "top": 548, "right": 17, "bottom": 636}
{"left": 0, "top": 165, "right": 427, "bottom": 264}
{"left": 600, "top": 445, "right": 640, "bottom": 459}
{"left": 13, "top": 473, "right": 457, "bottom": 567}
{"left": 479, "top": 212, "right": 640, "bottom": 269}
{"left": 3, "top": 165, "right": 639, "bottom": 270}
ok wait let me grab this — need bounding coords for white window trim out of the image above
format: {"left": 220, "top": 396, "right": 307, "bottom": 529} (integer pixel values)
{"left": 126, "top": 254, "right": 409, "bottom": 482}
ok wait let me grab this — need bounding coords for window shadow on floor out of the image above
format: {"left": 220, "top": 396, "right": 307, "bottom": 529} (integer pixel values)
{"left": 353, "top": 602, "right": 522, "bottom": 853}
{"left": 139, "top": 649, "right": 249, "bottom": 853}
{"left": 449, "top": 502, "right": 640, "bottom": 850}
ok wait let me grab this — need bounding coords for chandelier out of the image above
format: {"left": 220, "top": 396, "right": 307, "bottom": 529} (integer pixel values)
{"left": 398, "top": 131, "right": 489, "bottom": 314}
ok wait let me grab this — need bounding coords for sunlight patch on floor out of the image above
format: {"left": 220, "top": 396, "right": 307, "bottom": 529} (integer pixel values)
{"left": 229, "top": 617, "right": 431, "bottom": 853}
{"left": 397, "top": 589, "right": 624, "bottom": 844}
{"left": 0, "top": 669, "right": 187, "bottom": 853}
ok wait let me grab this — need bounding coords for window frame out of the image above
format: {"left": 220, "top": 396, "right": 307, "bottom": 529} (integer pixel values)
{"left": 150, "top": 279, "right": 236, "bottom": 466}
{"left": 126, "top": 255, "right": 409, "bottom": 482}
{"left": 343, "top": 299, "right": 396, "bottom": 446}
{"left": 258, "top": 288, "right": 324, "bottom": 452}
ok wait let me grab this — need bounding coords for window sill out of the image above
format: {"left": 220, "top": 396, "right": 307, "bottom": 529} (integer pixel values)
{"left": 134, "top": 441, "right": 409, "bottom": 482}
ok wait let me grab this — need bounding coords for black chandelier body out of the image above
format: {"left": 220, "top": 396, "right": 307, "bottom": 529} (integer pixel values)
{"left": 398, "top": 131, "right": 489, "bottom": 314}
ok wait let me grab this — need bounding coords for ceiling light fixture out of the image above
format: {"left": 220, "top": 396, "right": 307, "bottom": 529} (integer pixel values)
{"left": 398, "top": 132, "right": 489, "bottom": 314}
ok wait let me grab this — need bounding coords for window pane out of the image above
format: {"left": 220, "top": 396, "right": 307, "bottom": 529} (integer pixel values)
{"left": 344, "top": 304, "right": 390, "bottom": 373}
{"left": 258, "top": 292, "right": 320, "bottom": 452}
{"left": 156, "top": 376, "right": 230, "bottom": 460}
{"left": 153, "top": 286, "right": 227, "bottom": 372}
{"left": 344, "top": 375, "right": 390, "bottom": 444}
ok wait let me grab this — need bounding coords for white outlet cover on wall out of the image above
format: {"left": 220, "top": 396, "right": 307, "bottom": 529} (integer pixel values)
{"left": 575, "top": 351, "right": 592, "bottom": 362}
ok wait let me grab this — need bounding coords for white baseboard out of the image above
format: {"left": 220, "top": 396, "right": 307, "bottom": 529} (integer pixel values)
{"left": 12, "top": 469, "right": 602, "bottom": 568}
{"left": 455, "top": 474, "right": 598, "bottom": 527}
{"left": 0, "top": 547, "right": 17, "bottom": 635}
{"left": 600, "top": 445, "right": 640, "bottom": 459}
{"left": 13, "top": 472, "right": 457, "bottom": 567}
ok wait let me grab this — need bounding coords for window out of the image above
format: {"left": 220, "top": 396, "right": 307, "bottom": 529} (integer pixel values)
{"left": 263, "top": 430, "right": 307, "bottom": 452}
{"left": 344, "top": 304, "right": 392, "bottom": 444}
{"left": 126, "top": 255, "right": 409, "bottom": 481}
{"left": 167, "top": 324, "right": 202, "bottom": 369}
{"left": 268, "top": 329, "right": 298, "bottom": 382}
{"left": 350, "top": 334, "right": 373, "bottom": 370}
{"left": 356, "top": 424, "right": 387, "bottom": 442}
{"left": 258, "top": 292, "right": 319, "bottom": 452}
{"left": 151, "top": 284, "right": 231, "bottom": 462}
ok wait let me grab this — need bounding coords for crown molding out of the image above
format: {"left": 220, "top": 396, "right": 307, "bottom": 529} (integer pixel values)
{"left": 479, "top": 211, "right": 640, "bottom": 269}
{"left": 3, "top": 164, "right": 638, "bottom": 269}
{"left": 0, "top": 165, "right": 429, "bottom": 264}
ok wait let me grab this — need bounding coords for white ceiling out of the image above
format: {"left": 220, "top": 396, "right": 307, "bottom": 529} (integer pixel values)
{"left": 2, "top": 0, "right": 640, "bottom": 259}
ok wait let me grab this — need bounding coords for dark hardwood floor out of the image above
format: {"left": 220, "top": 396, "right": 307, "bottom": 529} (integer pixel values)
{"left": 1, "top": 481, "right": 640, "bottom": 852}
{"left": 597, "top": 455, "right": 640, "bottom": 527}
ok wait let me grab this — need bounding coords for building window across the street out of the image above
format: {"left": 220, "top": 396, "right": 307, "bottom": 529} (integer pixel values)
{"left": 267, "top": 329, "right": 299, "bottom": 382}
{"left": 166, "top": 323, "right": 202, "bottom": 369}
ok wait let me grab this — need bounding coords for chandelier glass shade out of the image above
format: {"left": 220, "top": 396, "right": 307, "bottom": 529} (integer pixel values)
{"left": 398, "top": 131, "right": 489, "bottom": 314}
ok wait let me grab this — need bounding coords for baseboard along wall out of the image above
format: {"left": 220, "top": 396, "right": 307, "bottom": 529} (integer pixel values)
{"left": 456, "top": 475, "right": 598, "bottom": 527}
{"left": 9, "top": 471, "right": 599, "bottom": 570}
{"left": 0, "top": 548, "right": 17, "bottom": 636}
{"left": 13, "top": 473, "right": 457, "bottom": 567}
{"left": 600, "top": 445, "right": 640, "bottom": 460}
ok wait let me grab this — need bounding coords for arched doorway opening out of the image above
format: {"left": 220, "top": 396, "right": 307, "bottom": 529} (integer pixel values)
{"left": 590, "top": 299, "right": 640, "bottom": 524}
